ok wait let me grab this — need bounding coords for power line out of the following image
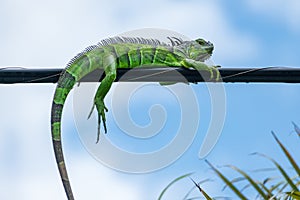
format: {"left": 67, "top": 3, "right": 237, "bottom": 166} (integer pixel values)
{"left": 0, "top": 67, "right": 299, "bottom": 84}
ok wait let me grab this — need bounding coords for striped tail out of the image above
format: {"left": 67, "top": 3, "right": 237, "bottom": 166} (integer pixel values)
{"left": 51, "top": 70, "right": 77, "bottom": 200}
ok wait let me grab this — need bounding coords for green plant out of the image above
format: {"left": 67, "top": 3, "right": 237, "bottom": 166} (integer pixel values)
{"left": 159, "top": 122, "right": 300, "bottom": 200}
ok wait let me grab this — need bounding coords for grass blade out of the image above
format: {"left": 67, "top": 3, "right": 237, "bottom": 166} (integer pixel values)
{"left": 225, "top": 165, "right": 269, "bottom": 199}
{"left": 291, "top": 121, "right": 300, "bottom": 137}
{"left": 272, "top": 131, "right": 300, "bottom": 178}
{"left": 259, "top": 182, "right": 276, "bottom": 199}
{"left": 190, "top": 178, "right": 213, "bottom": 200}
{"left": 183, "top": 178, "right": 211, "bottom": 200}
{"left": 253, "top": 152, "right": 299, "bottom": 192}
{"left": 158, "top": 173, "right": 193, "bottom": 200}
{"left": 286, "top": 191, "right": 300, "bottom": 198}
{"left": 205, "top": 160, "right": 247, "bottom": 200}
{"left": 222, "top": 177, "right": 246, "bottom": 191}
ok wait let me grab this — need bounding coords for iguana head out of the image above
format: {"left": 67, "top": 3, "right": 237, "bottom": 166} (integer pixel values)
{"left": 181, "top": 38, "right": 214, "bottom": 61}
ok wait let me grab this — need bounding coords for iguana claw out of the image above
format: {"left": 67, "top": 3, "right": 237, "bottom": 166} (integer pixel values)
{"left": 88, "top": 100, "right": 108, "bottom": 143}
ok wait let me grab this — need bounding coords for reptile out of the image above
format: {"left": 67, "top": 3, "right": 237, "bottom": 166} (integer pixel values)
{"left": 51, "top": 36, "right": 220, "bottom": 199}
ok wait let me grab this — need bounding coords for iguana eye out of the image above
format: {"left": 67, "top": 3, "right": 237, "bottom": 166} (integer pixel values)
{"left": 195, "top": 38, "right": 206, "bottom": 46}
{"left": 195, "top": 38, "right": 212, "bottom": 47}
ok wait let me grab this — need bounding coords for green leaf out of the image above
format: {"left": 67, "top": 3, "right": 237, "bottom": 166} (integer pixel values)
{"left": 291, "top": 121, "right": 300, "bottom": 137}
{"left": 253, "top": 152, "right": 299, "bottom": 192}
{"left": 269, "top": 181, "right": 285, "bottom": 194}
{"left": 222, "top": 177, "right": 246, "bottom": 191}
{"left": 190, "top": 178, "right": 213, "bottom": 200}
{"left": 225, "top": 165, "right": 269, "bottom": 199}
{"left": 183, "top": 178, "right": 211, "bottom": 200}
{"left": 205, "top": 160, "right": 247, "bottom": 200}
{"left": 272, "top": 131, "right": 300, "bottom": 178}
{"left": 286, "top": 191, "right": 300, "bottom": 199}
{"left": 158, "top": 173, "right": 193, "bottom": 200}
{"left": 259, "top": 182, "right": 276, "bottom": 199}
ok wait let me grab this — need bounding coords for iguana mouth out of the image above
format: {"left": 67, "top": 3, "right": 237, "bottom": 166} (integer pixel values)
{"left": 203, "top": 41, "right": 214, "bottom": 51}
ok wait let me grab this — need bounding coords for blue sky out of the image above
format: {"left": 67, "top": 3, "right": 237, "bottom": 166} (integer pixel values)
{"left": 0, "top": 0, "right": 300, "bottom": 199}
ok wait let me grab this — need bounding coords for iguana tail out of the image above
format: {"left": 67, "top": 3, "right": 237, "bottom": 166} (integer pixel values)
{"left": 51, "top": 54, "right": 93, "bottom": 200}
{"left": 51, "top": 69, "right": 77, "bottom": 200}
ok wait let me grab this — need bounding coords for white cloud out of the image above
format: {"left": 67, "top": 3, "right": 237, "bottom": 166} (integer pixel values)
{"left": 0, "top": 0, "right": 259, "bottom": 67}
{"left": 246, "top": 0, "right": 300, "bottom": 32}
{"left": 112, "top": 0, "right": 260, "bottom": 65}
{"left": 70, "top": 157, "right": 142, "bottom": 200}
{"left": 0, "top": 85, "right": 143, "bottom": 199}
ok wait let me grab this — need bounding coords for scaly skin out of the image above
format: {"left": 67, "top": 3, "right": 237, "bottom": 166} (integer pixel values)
{"left": 51, "top": 36, "right": 219, "bottom": 200}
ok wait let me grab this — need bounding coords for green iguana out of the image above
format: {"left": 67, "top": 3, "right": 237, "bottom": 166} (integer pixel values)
{"left": 51, "top": 36, "right": 220, "bottom": 199}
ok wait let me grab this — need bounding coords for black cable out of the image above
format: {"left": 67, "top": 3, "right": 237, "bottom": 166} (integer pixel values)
{"left": 0, "top": 66, "right": 299, "bottom": 84}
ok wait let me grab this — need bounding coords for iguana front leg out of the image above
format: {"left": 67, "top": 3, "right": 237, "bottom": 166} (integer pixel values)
{"left": 181, "top": 58, "right": 220, "bottom": 81}
{"left": 88, "top": 55, "right": 117, "bottom": 143}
